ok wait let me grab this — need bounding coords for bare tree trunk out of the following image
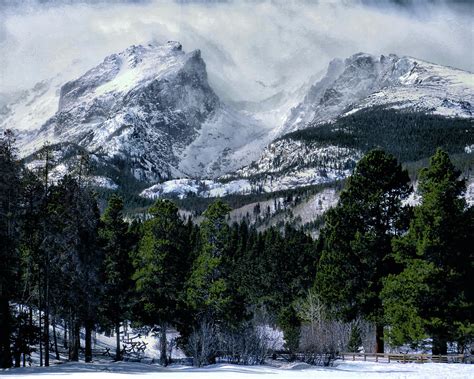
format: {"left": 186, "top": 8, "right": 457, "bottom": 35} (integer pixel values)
{"left": 44, "top": 308, "right": 49, "bottom": 366}
{"left": 68, "top": 320, "right": 73, "bottom": 361}
{"left": 70, "top": 320, "right": 79, "bottom": 362}
{"left": 160, "top": 323, "right": 167, "bottom": 366}
{"left": 0, "top": 296, "right": 12, "bottom": 368}
{"left": 39, "top": 302, "right": 43, "bottom": 366}
{"left": 52, "top": 319, "right": 59, "bottom": 360}
{"left": 29, "top": 307, "right": 33, "bottom": 345}
{"left": 63, "top": 319, "right": 68, "bottom": 349}
{"left": 42, "top": 153, "right": 50, "bottom": 366}
{"left": 432, "top": 335, "right": 448, "bottom": 355}
{"left": 68, "top": 313, "right": 73, "bottom": 359}
{"left": 85, "top": 320, "right": 92, "bottom": 363}
{"left": 44, "top": 263, "right": 50, "bottom": 366}
{"left": 375, "top": 324, "right": 384, "bottom": 354}
{"left": 115, "top": 322, "right": 121, "bottom": 361}
{"left": 13, "top": 350, "right": 21, "bottom": 368}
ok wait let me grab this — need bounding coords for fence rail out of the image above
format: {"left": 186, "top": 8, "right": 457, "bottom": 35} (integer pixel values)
{"left": 340, "top": 352, "right": 471, "bottom": 364}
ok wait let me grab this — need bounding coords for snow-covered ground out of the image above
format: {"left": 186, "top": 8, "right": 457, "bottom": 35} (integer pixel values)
{"left": 2, "top": 360, "right": 473, "bottom": 378}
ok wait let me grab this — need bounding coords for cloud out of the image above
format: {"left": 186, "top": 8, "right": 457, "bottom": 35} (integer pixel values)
{"left": 0, "top": 0, "right": 472, "bottom": 101}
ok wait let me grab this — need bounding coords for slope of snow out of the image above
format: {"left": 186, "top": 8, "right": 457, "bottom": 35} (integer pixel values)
{"left": 283, "top": 53, "right": 474, "bottom": 134}
{"left": 140, "top": 171, "right": 342, "bottom": 200}
{"left": 235, "top": 140, "right": 360, "bottom": 178}
{"left": 140, "top": 178, "right": 255, "bottom": 199}
{"left": 140, "top": 140, "right": 356, "bottom": 200}
{"left": 177, "top": 105, "right": 273, "bottom": 178}
{"left": 466, "top": 180, "right": 474, "bottom": 207}
{"left": 0, "top": 79, "right": 59, "bottom": 134}
{"left": 2, "top": 360, "right": 473, "bottom": 378}
{"left": 404, "top": 179, "right": 474, "bottom": 207}
{"left": 291, "top": 188, "right": 339, "bottom": 224}
{"left": 229, "top": 188, "right": 339, "bottom": 235}
{"left": 0, "top": 59, "right": 87, "bottom": 133}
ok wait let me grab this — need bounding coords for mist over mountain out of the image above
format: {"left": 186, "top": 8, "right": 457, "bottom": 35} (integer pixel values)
{"left": 1, "top": 0, "right": 472, "bottom": 103}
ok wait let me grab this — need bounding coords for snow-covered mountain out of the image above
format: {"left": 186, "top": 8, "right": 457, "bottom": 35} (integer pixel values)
{"left": 2, "top": 45, "right": 473, "bottom": 199}
{"left": 1, "top": 42, "right": 270, "bottom": 182}
{"left": 282, "top": 53, "right": 473, "bottom": 134}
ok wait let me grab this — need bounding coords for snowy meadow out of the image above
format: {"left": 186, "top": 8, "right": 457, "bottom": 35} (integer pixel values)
{"left": 2, "top": 361, "right": 474, "bottom": 379}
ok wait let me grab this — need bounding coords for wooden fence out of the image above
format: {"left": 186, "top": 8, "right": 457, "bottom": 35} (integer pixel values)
{"left": 340, "top": 352, "right": 471, "bottom": 364}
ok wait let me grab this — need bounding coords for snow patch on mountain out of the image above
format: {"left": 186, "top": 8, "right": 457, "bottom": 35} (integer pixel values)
{"left": 140, "top": 169, "right": 345, "bottom": 200}
{"left": 140, "top": 178, "right": 254, "bottom": 200}
{"left": 177, "top": 106, "right": 272, "bottom": 178}
{"left": 25, "top": 156, "right": 118, "bottom": 190}
{"left": 404, "top": 179, "right": 474, "bottom": 207}
{"left": 141, "top": 139, "right": 359, "bottom": 199}
{"left": 466, "top": 180, "right": 474, "bottom": 207}
{"left": 234, "top": 140, "right": 360, "bottom": 178}
{"left": 292, "top": 188, "right": 339, "bottom": 224}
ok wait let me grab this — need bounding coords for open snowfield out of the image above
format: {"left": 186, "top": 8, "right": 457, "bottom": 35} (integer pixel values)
{"left": 1, "top": 361, "right": 473, "bottom": 379}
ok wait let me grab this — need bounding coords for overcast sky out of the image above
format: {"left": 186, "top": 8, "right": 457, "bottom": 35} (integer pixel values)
{"left": 0, "top": 0, "right": 472, "bottom": 101}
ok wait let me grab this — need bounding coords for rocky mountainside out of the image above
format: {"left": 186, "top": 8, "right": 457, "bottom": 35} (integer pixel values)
{"left": 1, "top": 42, "right": 269, "bottom": 182}
{"left": 140, "top": 107, "right": 473, "bottom": 202}
{"left": 282, "top": 53, "right": 473, "bottom": 134}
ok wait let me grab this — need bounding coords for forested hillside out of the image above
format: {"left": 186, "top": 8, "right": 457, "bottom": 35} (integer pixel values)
{"left": 1, "top": 129, "right": 472, "bottom": 368}
{"left": 285, "top": 108, "right": 473, "bottom": 163}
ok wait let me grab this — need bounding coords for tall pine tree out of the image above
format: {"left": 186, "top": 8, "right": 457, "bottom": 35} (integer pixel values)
{"left": 133, "top": 199, "right": 188, "bottom": 365}
{"left": 99, "top": 195, "right": 133, "bottom": 361}
{"left": 186, "top": 200, "right": 233, "bottom": 323}
{"left": 315, "top": 149, "right": 411, "bottom": 353}
{"left": 382, "top": 149, "right": 473, "bottom": 354}
{"left": 43, "top": 175, "right": 102, "bottom": 362}
{"left": 0, "top": 130, "right": 21, "bottom": 368}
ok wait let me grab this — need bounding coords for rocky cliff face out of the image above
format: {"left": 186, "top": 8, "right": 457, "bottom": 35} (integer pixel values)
{"left": 3, "top": 41, "right": 268, "bottom": 182}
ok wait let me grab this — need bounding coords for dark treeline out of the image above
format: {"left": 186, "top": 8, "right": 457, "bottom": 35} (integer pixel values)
{"left": 0, "top": 130, "right": 472, "bottom": 369}
{"left": 285, "top": 108, "right": 474, "bottom": 164}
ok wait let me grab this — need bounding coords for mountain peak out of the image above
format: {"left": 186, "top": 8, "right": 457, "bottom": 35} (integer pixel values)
{"left": 282, "top": 51, "right": 473, "bottom": 133}
{"left": 57, "top": 41, "right": 206, "bottom": 113}
{"left": 3, "top": 41, "right": 268, "bottom": 183}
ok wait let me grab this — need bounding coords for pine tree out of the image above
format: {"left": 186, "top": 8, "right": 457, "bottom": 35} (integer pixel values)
{"left": 99, "top": 195, "right": 133, "bottom": 361}
{"left": 186, "top": 200, "right": 233, "bottom": 322}
{"left": 17, "top": 169, "right": 44, "bottom": 367}
{"left": 347, "top": 323, "right": 363, "bottom": 353}
{"left": 185, "top": 200, "right": 234, "bottom": 365}
{"left": 0, "top": 130, "right": 21, "bottom": 368}
{"left": 133, "top": 199, "right": 188, "bottom": 365}
{"left": 382, "top": 149, "right": 473, "bottom": 354}
{"left": 38, "top": 142, "right": 54, "bottom": 367}
{"left": 315, "top": 149, "right": 411, "bottom": 353}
